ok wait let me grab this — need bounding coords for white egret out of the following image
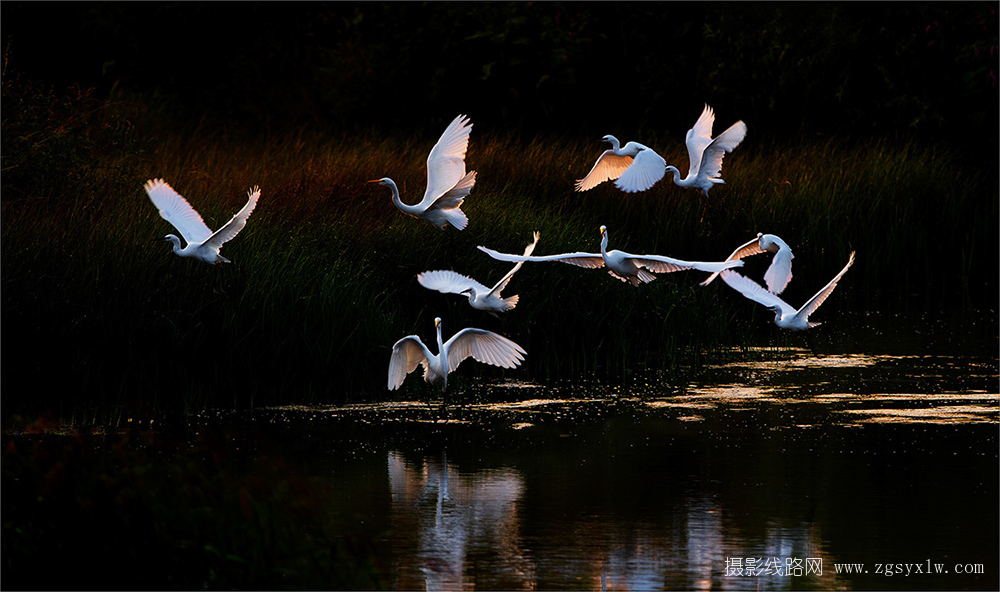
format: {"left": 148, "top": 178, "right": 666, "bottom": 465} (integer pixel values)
{"left": 720, "top": 251, "right": 856, "bottom": 331}
{"left": 388, "top": 317, "right": 527, "bottom": 392}
{"left": 574, "top": 135, "right": 667, "bottom": 193}
{"left": 143, "top": 178, "right": 260, "bottom": 265}
{"left": 369, "top": 114, "right": 476, "bottom": 230}
{"left": 701, "top": 233, "right": 795, "bottom": 294}
{"left": 478, "top": 225, "right": 743, "bottom": 287}
{"left": 665, "top": 104, "right": 747, "bottom": 197}
{"left": 417, "top": 232, "right": 541, "bottom": 314}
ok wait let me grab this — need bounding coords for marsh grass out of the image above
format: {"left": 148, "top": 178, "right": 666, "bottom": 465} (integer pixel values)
{"left": 2, "top": 87, "right": 996, "bottom": 426}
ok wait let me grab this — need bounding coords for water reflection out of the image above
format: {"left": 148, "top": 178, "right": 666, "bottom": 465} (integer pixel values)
{"left": 384, "top": 450, "right": 862, "bottom": 590}
{"left": 388, "top": 451, "right": 531, "bottom": 590}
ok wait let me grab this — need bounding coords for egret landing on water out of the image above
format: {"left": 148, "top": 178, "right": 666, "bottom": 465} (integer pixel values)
{"left": 478, "top": 225, "right": 742, "bottom": 287}
{"left": 574, "top": 135, "right": 667, "bottom": 194}
{"left": 720, "top": 251, "right": 856, "bottom": 331}
{"left": 418, "top": 232, "right": 541, "bottom": 315}
{"left": 369, "top": 114, "right": 476, "bottom": 230}
{"left": 665, "top": 104, "right": 747, "bottom": 198}
{"left": 387, "top": 317, "right": 526, "bottom": 393}
{"left": 144, "top": 178, "right": 260, "bottom": 265}
{"left": 701, "top": 233, "right": 795, "bottom": 295}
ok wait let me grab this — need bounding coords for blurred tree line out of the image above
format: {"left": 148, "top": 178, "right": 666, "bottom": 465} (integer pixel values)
{"left": 2, "top": 2, "right": 997, "bottom": 149}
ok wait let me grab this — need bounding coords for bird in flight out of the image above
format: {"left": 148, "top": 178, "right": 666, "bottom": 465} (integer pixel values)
{"left": 665, "top": 104, "right": 747, "bottom": 197}
{"left": 574, "top": 135, "right": 667, "bottom": 194}
{"left": 720, "top": 251, "right": 856, "bottom": 331}
{"left": 478, "top": 225, "right": 742, "bottom": 287}
{"left": 370, "top": 114, "right": 476, "bottom": 230}
{"left": 144, "top": 178, "right": 260, "bottom": 265}
{"left": 701, "top": 233, "right": 794, "bottom": 295}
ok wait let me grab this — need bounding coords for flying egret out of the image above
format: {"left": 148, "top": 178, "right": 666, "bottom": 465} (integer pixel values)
{"left": 417, "top": 232, "right": 541, "bottom": 314}
{"left": 143, "top": 178, "right": 260, "bottom": 265}
{"left": 369, "top": 114, "right": 476, "bottom": 230}
{"left": 388, "top": 317, "right": 526, "bottom": 392}
{"left": 664, "top": 104, "right": 747, "bottom": 197}
{"left": 574, "top": 135, "right": 667, "bottom": 193}
{"left": 701, "top": 233, "right": 795, "bottom": 294}
{"left": 720, "top": 251, "right": 855, "bottom": 331}
{"left": 478, "top": 225, "right": 743, "bottom": 287}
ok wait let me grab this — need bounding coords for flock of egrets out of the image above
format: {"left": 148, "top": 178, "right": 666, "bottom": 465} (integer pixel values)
{"left": 144, "top": 105, "right": 855, "bottom": 395}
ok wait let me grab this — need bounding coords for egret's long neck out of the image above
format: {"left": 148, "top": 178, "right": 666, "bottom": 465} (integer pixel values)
{"left": 608, "top": 137, "right": 622, "bottom": 154}
{"left": 436, "top": 322, "right": 448, "bottom": 390}
{"left": 600, "top": 231, "right": 610, "bottom": 259}
{"left": 167, "top": 235, "right": 185, "bottom": 256}
{"left": 386, "top": 179, "right": 420, "bottom": 214}
{"left": 665, "top": 165, "right": 683, "bottom": 184}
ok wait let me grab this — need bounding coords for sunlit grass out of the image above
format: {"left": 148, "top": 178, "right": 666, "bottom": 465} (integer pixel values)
{"left": 2, "top": 89, "right": 996, "bottom": 426}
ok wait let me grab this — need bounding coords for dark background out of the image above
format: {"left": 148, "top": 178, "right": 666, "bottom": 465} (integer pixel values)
{"left": 3, "top": 1, "right": 997, "bottom": 150}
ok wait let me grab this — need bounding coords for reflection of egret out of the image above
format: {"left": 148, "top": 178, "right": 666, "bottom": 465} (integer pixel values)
{"left": 417, "top": 232, "right": 540, "bottom": 314}
{"left": 664, "top": 104, "right": 747, "bottom": 197}
{"left": 369, "top": 114, "right": 476, "bottom": 230}
{"left": 144, "top": 179, "right": 260, "bottom": 265}
{"left": 721, "top": 251, "right": 855, "bottom": 331}
{"left": 701, "top": 233, "right": 795, "bottom": 295}
{"left": 575, "top": 135, "right": 667, "bottom": 193}
{"left": 388, "top": 317, "right": 526, "bottom": 392}
{"left": 478, "top": 225, "right": 742, "bottom": 287}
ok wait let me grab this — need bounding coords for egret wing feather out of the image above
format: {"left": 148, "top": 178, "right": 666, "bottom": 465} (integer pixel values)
{"left": 387, "top": 336, "right": 433, "bottom": 390}
{"left": 700, "top": 235, "right": 765, "bottom": 287}
{"left": 428, "top": 170, "right": 476, "bottom": 211}
{"left": 575, "top": 151, "right": 633, "bottom": 192}
{"left": 698, "top": 120, "right": 747, "bottom": 180}
{"left": 721, "top": 270, "right": 797, "bottom": 318}
{"left": 417, "top": 270, "right": 489, "bottom": 296}
{"left": 685, "top": 105, "right": 715, "bottom": 176}
{"left": 488, "top": 231, "right": 540, "bottom": 297}
{"left": 478, "top": 246, "right": 605, "bottom": 269}
{"left": 203, "top": 186, "right": 260, "bottom": 250}
{"left": 631, "top": 254, "right": 743, "bottom": 274}
{"left": 614, "top": 149, "right": 666, "bottom": 193}
{"left": 445, "top": 329, "right": 526, "bottom": 373}
{"left": 144, "top": 179, "right": 213, "bottom": 244}
{"left": 422, "top": 115, "right": 473, "bottom": 204}
{"left": 763, "top": 248, "right": 794, "bottom": 295}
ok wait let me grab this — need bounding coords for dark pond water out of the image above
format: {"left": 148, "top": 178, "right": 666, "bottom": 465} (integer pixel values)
{"left": 197, "top": 331, "right": 998, "bottom": 591}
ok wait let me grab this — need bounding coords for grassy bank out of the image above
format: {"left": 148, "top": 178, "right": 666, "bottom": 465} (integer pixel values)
{"left": 2, "top": 83, "right": 996, "bottom": 426}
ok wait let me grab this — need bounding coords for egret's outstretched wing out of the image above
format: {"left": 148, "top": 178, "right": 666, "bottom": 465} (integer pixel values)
{"left": 488, "top": 231, "right": 540, "bottom": 297}
{"left": 631, "top": 254, "right": 743, "bottom": 274}
{"left": 700, "top": 235, "right": 765, "bottom": 287}
{"left": 428, "top": 170, "right": 476, "bottom": 211}
{"left": 203, "top": 186, "right": 260, "bottom": 250}
{"left": 764, "top": 247, "right": 794, "bottom": 295}
{"left": 697, "top": 120, "right": 747, "bottom": 180}
{"left": 685, "top": 104, "right": 716, "bottom": 176}
{"left": 478, "top": 246, "right": 605, "bottom": 270}
{"left": 575, "top": 150, "right": 633, "bottom": 192}
{"left": 793, "top": 251, "right": 855, "bottom": 322}
{"left": 417, "top": 270, "right": 489, "bottom": 296}
{"left": 444, "top": 328, "right": 526, "bottom": 373}
{"left": 144, "top": 179, "right": 213, "bottom": 244}
{"left": 422, "top": 114, "right": 473, "bottom": 204}
{"left": 720, "top": 270, "right": 798, "bottom": 318}
{"left": 388, "top": 335, "right": 434, "bottom": 390}
{"left": 614, "top": 149, "right": 667, "bottom": 193}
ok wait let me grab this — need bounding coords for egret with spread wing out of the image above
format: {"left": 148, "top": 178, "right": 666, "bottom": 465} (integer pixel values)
{"left": 478, "top": 226, "right": 742, "bottom": 287}
{"left": 388, "top": 317, "right": 526, "bottom": 392}
{"left": 144, "top": 178, "right": 260, "bottom": 265}
{"left": 370, "top": 114, "right": 476, "bottom": 230}
{"left": 418, "top": 232, "right": 540, "bottom": 314}
{"left": 701, "top": 233, "right": 794, "bottom": 294}
{"left": 720, "top": 251, "right": 855, "bottom": 331}
{"left": 575, "top": 135, "right": 667, "bottom": 193}
{"left": 665, "top": 104, "right": 747, "bottom": 197}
